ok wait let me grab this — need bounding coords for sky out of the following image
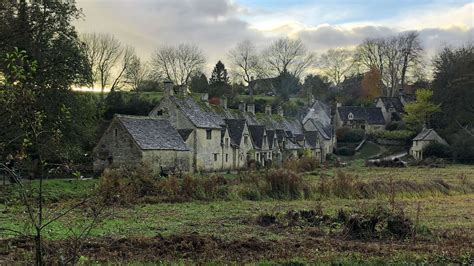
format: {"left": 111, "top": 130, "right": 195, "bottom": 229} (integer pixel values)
{"left": 74, "top": 0, "right": 474, "bottom": 75}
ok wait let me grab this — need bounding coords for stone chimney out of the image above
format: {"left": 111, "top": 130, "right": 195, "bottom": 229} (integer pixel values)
{"left": 201, "top": 93, "right": 209, "bottom": 106}
{"left": 164, "top": 80, "right": 174, "bottom": 97}
{"left": 277, "top": 106, "right": 284, "bottom": 117}
{"left": 221, "top": 97, "right": 228, "bottom": 109}
{"left": 246, "top": 103, "right": 255, "bottom": 115}
{"left": 265, "top": 104, "right": 272, "bottom": 115}
{"left": 238, "top": 102, "right": 246, "bottom": 113}
{"left": 336, "top": 102, "right": 342, "bottom": 108}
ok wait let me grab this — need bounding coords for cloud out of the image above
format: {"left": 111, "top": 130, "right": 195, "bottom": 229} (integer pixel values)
{"left": 74, "top": 0, "right": 473, "bottom": 76}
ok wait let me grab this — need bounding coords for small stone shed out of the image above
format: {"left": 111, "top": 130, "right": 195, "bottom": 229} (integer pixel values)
{"left": 93, "top": 115, "right": 191, "bottom": 174}
{"left": 410, "top": 128, "right": 448, "bottom": 160}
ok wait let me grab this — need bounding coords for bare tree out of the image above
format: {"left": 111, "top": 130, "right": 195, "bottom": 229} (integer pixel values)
{"left": 399, "top": 31, "right": 423, "bottom": 89}
{"left": 82, "top": 33, "right": 135, "bottom": 93}
{"left": 318, "top": 48, "right": 355, "bottom": 86}
{"left": 356, "top": 32, "right": 423, "bottom": 97}
{"left": 109, "top": 45, "right": 135, "bottom": 91}
{"left": 151, "top": 44, "right": 205, "bottom": 86}
{"left": 124, "top": 55, "right": 150, "bottom": 91}
{"left": 228, "top": 40, "right": 264, "bottom": 85}
{"left": 263, "top": 37, "right": 314, "bottom": 78}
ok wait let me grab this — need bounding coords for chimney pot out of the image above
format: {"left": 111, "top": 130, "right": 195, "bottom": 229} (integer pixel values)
{"left": 164, "top": 80, "right": 174, "bottom": 97}
{"left": 265, "top": 104, "right": 272, "bottom": 115}
{"left": 246, "top": 103, "right": 255, "bottom": 115}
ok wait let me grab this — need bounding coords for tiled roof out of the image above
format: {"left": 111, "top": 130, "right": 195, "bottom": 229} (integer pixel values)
{"left": 284, "top": 139, "right": 301, "bottom": 150}
{"left": 117, "top": 115, "right": 188, "bottom": 151}
{"left": 304, "top": 131, "right": 319, "bottom": 149}
{"left": 177, "top": 129, "right": 193, "bottom": 141}
{"left": 248, "top": 125, "right": 266, "bottom": 149}
{"left": 224, "top": 119, "right": 246, "bottom": 146}
{"left": 337, "top": 106, "right": 385, "bottom": 125}
{"left": 170, "top": 96, "right": 224, "bottom": 129}
{"left": 413, "top": 128, "right": 448, "bottom": 145}
{"left": 378, "top": 97, "right": 404, "bottom": 113}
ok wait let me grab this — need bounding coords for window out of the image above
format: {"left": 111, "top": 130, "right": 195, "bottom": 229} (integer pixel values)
{"left": 225, "top": 138, "right": 229, "bottom": 147}
{"left": 225, "top": 154, "right": 228, "bottom": 162}
{"left": 214, "top": 153, "right": 218, "bottom": 161}
{"left": 157, "top": 110, "right": 163, "bottom": 116}
{"left": 114, "top": 128, "right": 118, "bottom": 137}
{"left": 256, "top": 153, "right": 260, "bottom": 161}
{"left": 206, "top": 129, "right": 212, "bottom": 140}
{"left": 244, "top": 135, "right": 249, "bottom": 145}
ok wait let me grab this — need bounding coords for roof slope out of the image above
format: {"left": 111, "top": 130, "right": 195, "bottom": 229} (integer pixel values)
{"left": 117, "top": 115, "right": 188, "bottom": 151}
{"left": 170, "top": 96, "right": 223, "bottom": 129}
{"left": 224, "top": 119, "right": 246, "bottom": 146}
{"left": 177, "top": 129, "right": 193, "bottom": 141}
{"left": 338, "top": 106, "right": 385, "bottom": 125}
{"left": 248, "top": 125, "right": 265, "bottom": 149}
{"left": 413, "top": 128, "right": 448, "bottom": 145}
{"left": 304, "top": 131, "right": 319, "bottom": 148}
{"left": 378, "top": 97, "right": 404, "bottom": 113}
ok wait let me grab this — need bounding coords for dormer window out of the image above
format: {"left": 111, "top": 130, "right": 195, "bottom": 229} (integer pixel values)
{"left": 348, "top": 112, "right": 354, "bottom": 120}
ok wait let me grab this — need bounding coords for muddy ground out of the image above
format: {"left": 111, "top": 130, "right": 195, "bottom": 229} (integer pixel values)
{"left": 1, "top": 230, "right": 473, "bottom": 264}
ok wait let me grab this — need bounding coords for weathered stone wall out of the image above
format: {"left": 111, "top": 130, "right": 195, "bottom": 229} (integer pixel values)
{"left": 93, "top": 121, "right": 143, "bottom": 173}
{"left": 142, "top": 150, "right": 192, "bottom": 173}
{"left": 194, "top": 128, "right": 223, "bottom": 172}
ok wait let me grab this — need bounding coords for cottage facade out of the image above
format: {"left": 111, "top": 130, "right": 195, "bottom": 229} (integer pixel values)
{"left": 410, "top": 128, "right": 448, "bottom": 160}
{"left": 93, "top": 115, "right": 191, "bottom": 174}
{"left": 375, "top": 97, "right": 405, "bottom": 124}
{"left": 335, "top": 106, "right": 385, "bottom": 131}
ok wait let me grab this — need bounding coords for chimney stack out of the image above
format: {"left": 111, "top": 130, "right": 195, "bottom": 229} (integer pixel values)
{"left": 336, "top": 102, "right": 342, "bottom": 108}
{"left": 265, "top": 104, "right": 272, "bottom": 115}
{"left": 221, "top": 97, "right": 228, "bottom": 109}
{"left": 201, "top": 93, "right": 209, "bottom": 106}
{"left": 238, "top": 102, "right": 246, "bottom": 113}
{"left": 277, "top": 106, "right": 284, "bottom": 117}
{"left": 164, "top": 80, "right": 174, "bottom": 97}
{"left": 246, "top": 103, "right": 255, "bottom": 115}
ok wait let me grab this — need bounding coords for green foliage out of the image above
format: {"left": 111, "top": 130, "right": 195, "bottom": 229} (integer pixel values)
{"left": 432, "top": 45, "right": 474, "bottom": 136}
{"left": 303, "top": 74, "right": 331, "bottom": 100}
{"left": 369, "top": 130, "right": 416, "bottom": 142}
{"left": 423, "top": 142, "right": 451, "bottom": 159}
{"left": 103, "top": 91, "right": 157, "bottom": 119}
{"left": 403, "top": 89, "right": 440, "bottom": 131}
{"left": 336, "top": 128, "right": 365, "bottom": 143}
{"left": 189, "top": 73, "right": 208, "bottom": 93}
{"left": 335, "top": 147, "right": 356, "bottom": 156}
{"left": 450, "top": 132, "right": 474, "bottom": 163}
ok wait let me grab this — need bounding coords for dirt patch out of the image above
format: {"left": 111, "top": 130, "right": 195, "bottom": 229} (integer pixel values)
{"left": 1, "top": 231, "right": 473, "bottom": 264}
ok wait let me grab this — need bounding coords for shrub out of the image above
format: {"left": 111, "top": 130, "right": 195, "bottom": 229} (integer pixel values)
{"left": 336, "top": 128, "right": 365, "bottom": 143}
{"left": 369, "top": 130, "right": 416, "bottom": 142}
{"left": 450, "top": 133, "right": 474, "bottom": 163}
{"left": 343, "top": 206, "right": 413, "bottom": 240}
{"left": 282, "top": 157, "right": 320, "bottom": 173}
{"left": 385, "top": 121, "right": 406, "bottom": 131}
{"left": 423, "top": 142, "right": 451, "bottom": 158}
{"left": 263, "top": 170, "right": 312, "bottom": 200}
{"left": 334, "top": 147, "right": 355, "bottom": 156}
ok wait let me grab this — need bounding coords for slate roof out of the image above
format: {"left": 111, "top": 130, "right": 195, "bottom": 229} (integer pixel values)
{"left": 378, "top": 97, "right": 404, "bottom": 113}
{"left": 284, "top": 139, "right": 301, "bottom": 150}
{"left": 177, "top": 129, "right": 193, "bottom": 141}
{"left": 304, "top": 131, "right": 319, "bottom": 149}
{"left": 267, "top": 130, "right": 277, "bottom": 149}
{"left": 170, "top": 96, "right": 224, "bottom": 129}
{"left": 224, "top": 119, "right": 246, "bottom": 147}
{"left": 413, "top": 128, "right": 448, "bottom": 145}
{"left": 248, "top": 125, "right": 266, "bottom": 149}
{"left": 337, "top": 106, "right": 385, "bottom": 125}
{"left": 117, "top": 115, "right": 188, "bottom": 151}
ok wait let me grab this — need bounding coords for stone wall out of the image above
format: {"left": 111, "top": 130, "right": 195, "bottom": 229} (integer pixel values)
{"left": 142, "top": 150, "right": 192, "bottom": 173}
{"left": 93, "top": 121, "right": 143, "bottom": 173}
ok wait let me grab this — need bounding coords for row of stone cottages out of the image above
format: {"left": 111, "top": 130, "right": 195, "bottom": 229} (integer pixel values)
{"left": 93, "top": 82, "right": 336, "bottom": 174}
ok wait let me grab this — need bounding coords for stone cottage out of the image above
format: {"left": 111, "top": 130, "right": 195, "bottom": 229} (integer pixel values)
{"left": 375, "top": 97, "right": 405, "bottom": 124}
{"left": 224, "top": 119, "right": 254, "bottom": 169}
{"left": 93, "top": 115, "right": 191, "bottom": 174}
{"left": 410, "top": 128, "right": 448, "bottom": 160}
{"left": 302, "top": 100, "right": 335, "bottom": 159}
{"left": 334, "top": 106, "right": 385, "bottom": 131}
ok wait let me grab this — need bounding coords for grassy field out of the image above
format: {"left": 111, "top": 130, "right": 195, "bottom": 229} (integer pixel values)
{"left": 1, "top": 164, "right": 473, "bottom": 264}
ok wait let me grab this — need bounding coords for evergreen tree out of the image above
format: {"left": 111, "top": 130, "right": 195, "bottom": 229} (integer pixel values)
{"left": 190, "top": 73, "right": 209, "bottom": 93}
{"left": 209, "top": 60, "right": 230, "bottom": 85}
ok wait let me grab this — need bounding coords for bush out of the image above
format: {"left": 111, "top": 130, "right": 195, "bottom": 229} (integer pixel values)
{"left": 263, "top": 170, "right": 312, "bottom": 200}
{"left": 334, "top": 147, "right": 355, "bottom": 156}
{"left": 282, "top": 157, "right": 320, "bottom": 173}
{"left": 423, "top": 142, "right": 451, "bottom": 158}
{"left": 336, "top": 128, "right": 365, "bottom": 143}
{"left": 369, "top": 130, "right": 416, "bottom": 142}
{"left": 385, "top": 121, "right": 405, "bottom": 131}
{"left": 450, "top": 133, "right": 474, "bottom": 163}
